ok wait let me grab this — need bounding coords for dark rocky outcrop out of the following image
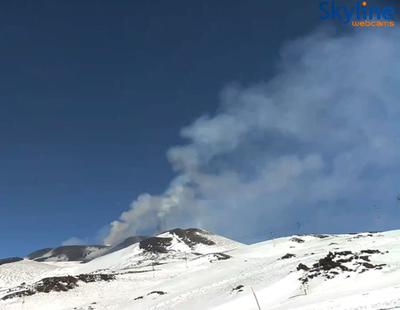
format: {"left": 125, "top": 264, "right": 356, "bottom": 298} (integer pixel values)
{"left": 77, "top": 274, "right": 115, "bottom": 283}
{"left": 1, "top": 289, "right": 36, "bottom": 300}
{"left": 298, "top": 250, "right": 387, "bottom": 284}
{"left": 232, "top": 285, "right": 244, "bottom": 293}
{"left": 297, "top": 263, "right": 310, "bottom": 271}
{"left": 139, "top": 237, "right": 173, "bottom": 253}
{"left": 148, "top": 291, "right": 167, "bottom": 296}
{"left": 281, "top": 253, "right": 296, "bottom": 260}
{"left": 138, "top": 228, "right": 217, "bottom": 254}
{"left": 312, "top": 234, "right": 330, "bottom": 239}
{"left": 209, "top": 253, "right": 231, "bottom": 261}
{"left": 35, "top": 276, "right": 79, "bottom": 293}
{"left": 134, "top": 291, "right": 167, "bottom": 301}
{"left": 1, "top": 274, "right": 115, "bottom": 300}
{"left": 168, "top": 228, "right": 216, "bottom": 247}
{"left": 360, "top": 249, "right": 383, "bottom": 254}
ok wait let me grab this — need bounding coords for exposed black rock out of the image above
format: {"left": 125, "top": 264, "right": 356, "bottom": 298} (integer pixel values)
{"left": 148, "top": 291, "right": 167, "bottom": 296}
{"left": 298, "top": 250, "right": 387, "bottom": 284}
{"left": 335, "top": 250, "right": 352, "bottom": 256}
{"left": 314, "top": 252, "right": 351, "bottom": 271}
{"left": 209, "top": 253, "right": 231, "bottom": 261}
{"left": 360, "top": 249, "right": 382, "bottom": 254}
{"left": 35, "top": 276, "right": 79, "bottom": 293}
{"left": 312, "top": 234, "right": 330, "bottom": 239}
{"left": 358, "top": 255, "right": 370, "bottom": 261}
{"left": 352, "top": 233, "right": 375, "bottom": 239}
{"left": 1, "top": 289, "right": 35, "bottom": 300}
{"left": 0, "top": 257, "right": 23, "bottom": 266}
{"left": 139, "top": 237, "right": 173, "bottom": 253}
{"left": 281, "top": 253, "right": 296, "bottom": 260}
{"left": 359, "top": 262, "right": 386, "bottom": 273}
{"left": 77, "top": 274, "right": 115, "bottom": 283}
{"left": 1, "top": 274, "right": 115, "bottom": 300}
{"left": 232, "top": 285, "right": 244, "bottom": 293}
{"left": 297, "top": 263, "right": 310, "bottom": 271}
{"left": 290, "top": 237, "right": 305, "bottom": 243}
{"left": 168, "top": 228, "right": 216, "bottom": 247}
{"left": 134, "top": 291, "right": 167, "bottom": 301}
{"left": 138, "top": 228, "right": 217, "bottom": 254}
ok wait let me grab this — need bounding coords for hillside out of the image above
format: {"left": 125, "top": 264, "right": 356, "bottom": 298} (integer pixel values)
{"left": 1, "top": 229, "right": 400, "bottom": 309}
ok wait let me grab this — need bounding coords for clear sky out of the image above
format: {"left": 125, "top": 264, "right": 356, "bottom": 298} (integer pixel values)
{"left": 1, "top": 0, "right": 400, "bottom": 258}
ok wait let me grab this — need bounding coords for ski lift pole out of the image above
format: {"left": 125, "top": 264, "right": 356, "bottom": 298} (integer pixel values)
{"left": 250, "top": 287, "right": 261, "bottom": 310}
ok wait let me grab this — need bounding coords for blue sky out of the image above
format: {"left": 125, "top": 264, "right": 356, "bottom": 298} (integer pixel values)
{"left": 1, "top": 1, "right": 400, "bottom": 258}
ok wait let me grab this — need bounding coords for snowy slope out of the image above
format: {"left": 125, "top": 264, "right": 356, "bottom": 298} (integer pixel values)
{"left": 1, "top": 229, "right": 400, "bottom": 310}
{"left": 0, "top": 260, "right": 59, "bottom": 291}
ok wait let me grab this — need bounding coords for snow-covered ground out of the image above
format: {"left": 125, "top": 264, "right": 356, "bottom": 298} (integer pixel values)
{"left": 1, "top": 229, "right": 400, "bottom": 310}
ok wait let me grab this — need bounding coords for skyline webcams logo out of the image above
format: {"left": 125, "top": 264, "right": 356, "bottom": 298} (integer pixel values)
{"left": 320, "top": 1, "right": 396, "bottom": 27}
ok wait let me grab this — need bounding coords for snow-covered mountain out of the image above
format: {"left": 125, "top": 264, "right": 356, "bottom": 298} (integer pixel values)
{"left": 76, "top": 228, "right": 242, "bottom": 274}
{"left": 2, "top": 228, "right": 400, "bottom": 309}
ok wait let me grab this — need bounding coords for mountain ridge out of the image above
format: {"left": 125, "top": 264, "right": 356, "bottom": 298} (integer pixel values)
{"left": 2, "top": 229, "right": 400, "bottom": 310}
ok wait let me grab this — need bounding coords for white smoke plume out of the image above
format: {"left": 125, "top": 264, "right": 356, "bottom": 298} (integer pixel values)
{"left": 62, "top": 237, "right": 87, "bottom": 246}
{"left": 105, "top": 27, "right": 400, "bottom": 245}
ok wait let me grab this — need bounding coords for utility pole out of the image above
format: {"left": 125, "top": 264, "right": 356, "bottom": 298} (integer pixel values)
{"left": 250, "top": 287, "right": 261, "bottom": 310}
{"left": 185, "top": 252, "right": 188, "bottom": 268}
{"left": 301, "top": 282, "right": 308, "bottom": 295}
